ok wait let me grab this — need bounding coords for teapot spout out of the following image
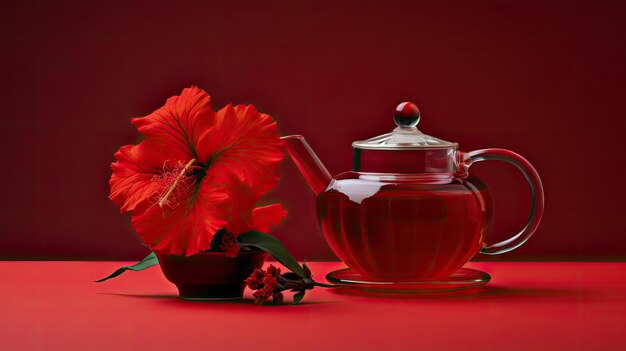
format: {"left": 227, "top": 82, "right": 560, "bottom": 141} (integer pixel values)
{"left": 281, "top": 135, "right": 332, "bottom": 195}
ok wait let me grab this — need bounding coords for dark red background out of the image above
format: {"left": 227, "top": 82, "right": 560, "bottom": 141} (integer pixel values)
{"left": 1, "top": 0, "right": 624, "bottom": 260}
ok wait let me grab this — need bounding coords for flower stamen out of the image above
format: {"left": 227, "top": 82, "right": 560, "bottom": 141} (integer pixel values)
{"left": 158, "top": 158, "right": 197, "bottom": 208}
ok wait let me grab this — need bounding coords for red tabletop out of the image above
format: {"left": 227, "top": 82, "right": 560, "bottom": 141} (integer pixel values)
{"left": 1, "top": 261, "right": 625, "bottom": 350}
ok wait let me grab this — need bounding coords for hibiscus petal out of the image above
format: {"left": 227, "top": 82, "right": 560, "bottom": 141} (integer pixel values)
{"left": 252, "top": 204, "right": 288, "bottom": 233}
{"left": 222, "top": 185, "right": 259, "bottom": 235}
{"left": 109, "top": 141, "right": 188, "bottom": 212}
{"left": 131, "top": 86, "right": 214, "bottom": 162}
{"left": 196, "top": 104, "right": 283, "bottom": 198}
{"left": 131, "top": 180, "right": 234, "bottom": 256}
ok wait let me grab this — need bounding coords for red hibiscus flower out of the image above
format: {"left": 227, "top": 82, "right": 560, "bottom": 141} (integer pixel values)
{"left": 109, "top": 86, "right": 286, "bottom": 256}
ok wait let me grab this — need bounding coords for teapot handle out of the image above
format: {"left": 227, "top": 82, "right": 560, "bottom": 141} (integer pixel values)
{"left": 463, "top": 149, "right": 545, "bottom": 255}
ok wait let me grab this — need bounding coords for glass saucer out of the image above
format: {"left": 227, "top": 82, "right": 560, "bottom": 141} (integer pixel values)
{"left": 326, "top": 267, "right": 490, "bottom": 294}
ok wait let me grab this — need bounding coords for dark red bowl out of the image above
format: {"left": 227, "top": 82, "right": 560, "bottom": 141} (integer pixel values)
{"left": 155, "top": 250, "right": 268, "bottom": 300}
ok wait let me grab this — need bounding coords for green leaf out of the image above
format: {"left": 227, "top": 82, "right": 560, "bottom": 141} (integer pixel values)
{"left": 94, "top": 252, "right": 158, "bottom": 282}
{"left": 237, "top": 231, "right": 306, "bottom": 278}
{"left": 293, "top": 291, "right": 305, "bottom": 305}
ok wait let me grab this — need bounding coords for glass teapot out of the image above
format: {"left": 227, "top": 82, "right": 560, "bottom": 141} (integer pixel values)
{"left": 282, "top": 102, "right": 544, "bottom": 281}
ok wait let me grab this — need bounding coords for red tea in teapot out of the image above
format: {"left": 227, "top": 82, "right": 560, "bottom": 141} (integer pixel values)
{"left": 317, "top": 175, "right": 491, "bottom": 281}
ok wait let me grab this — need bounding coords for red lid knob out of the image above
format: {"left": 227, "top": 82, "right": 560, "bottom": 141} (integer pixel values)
{"left": 394, "top": 102, "right": 420, "bottom": 128}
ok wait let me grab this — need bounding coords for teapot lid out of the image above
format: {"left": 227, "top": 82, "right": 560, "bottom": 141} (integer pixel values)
{"left": 352, "top": 102, "right": 458, "bottom": 150}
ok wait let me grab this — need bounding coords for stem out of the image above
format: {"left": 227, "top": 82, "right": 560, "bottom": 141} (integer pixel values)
{"left": 313, "top": 281, "right": 340, "bottom": 288}
{"left": 158, "top": 158, "right": 197, "bottom": 208}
